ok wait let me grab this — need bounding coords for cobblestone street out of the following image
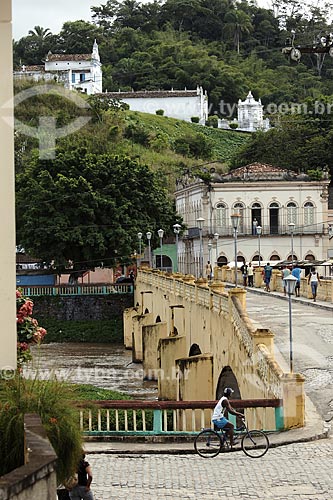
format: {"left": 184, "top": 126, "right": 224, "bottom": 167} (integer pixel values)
{"left": 88, "top": 438, "right": 332, "bottom": 499}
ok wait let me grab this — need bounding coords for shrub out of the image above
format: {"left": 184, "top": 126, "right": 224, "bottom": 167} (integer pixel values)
{"left": 155, "top": 109, "right": 164, "bottom": 116}
{"left": 174, "top": 133, "right": 214, "bottom": 159}
{"left": 229, "top": 122, "right": 239, "bottom": 129}
{"left": 191, "top": 116, "right": 200, "bottom": 123}
{"left": 0, "top": 374, "right": 83, "bottom": 483}
{"left": 206, "top": 115, "right": 219, "bottom": 128}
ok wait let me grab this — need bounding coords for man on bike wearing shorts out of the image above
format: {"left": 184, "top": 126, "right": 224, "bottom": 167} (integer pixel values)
{"left": 212, "top": 387, "right": 244, "bottom": 448}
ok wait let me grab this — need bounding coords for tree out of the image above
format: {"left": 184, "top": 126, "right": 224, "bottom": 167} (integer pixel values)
{"left": 16, "top": 150, "right": 180, "bottom": 271}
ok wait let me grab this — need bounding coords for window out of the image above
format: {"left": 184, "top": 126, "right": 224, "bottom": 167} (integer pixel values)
{"left": 215, "top": 203, "right": 227, "bottom": 232}
{"left": 287, "top": 202, "right": 297, "bottom": 225}
{"left": 233, "top": 202, "right": 245, "bottom": 232}
{"left": 80, "top": 73, "right": 85, "bottom": 82}
{"left": 304, "top": 202, "right": 314, "bottom": 229}
{"left": 71, "top": 73, "right": 75, "bottom": 83}
{"left": 269, "top": 202, "right": 279, "bottom": 235}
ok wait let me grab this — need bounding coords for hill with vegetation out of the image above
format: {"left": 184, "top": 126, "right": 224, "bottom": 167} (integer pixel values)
{"left": 14, "top": 80, "right": 249, "bottom": 272}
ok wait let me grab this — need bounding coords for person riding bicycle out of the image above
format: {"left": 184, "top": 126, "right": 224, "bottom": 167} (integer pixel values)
{"left": 212, "top": 387, "right": 243, "bottom": 448}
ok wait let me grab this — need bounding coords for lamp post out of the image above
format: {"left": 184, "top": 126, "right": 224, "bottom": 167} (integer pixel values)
{"left": 214, "top": 232, "right": 219, "bottom": 267}
{"left": 289, "top": 222, "right": 295, "bottom": 264}
{"left": 207, "top": 240, "right": 212, "bottom": 279}
{"left": 146, "top": 231, "right": 152, "bottom": 268}
{"left": 285, "top": 274, "right": 298, "bottom": 373}
{"left": 231, "top": 213, "right": 241, "bottom": 287}
{"left": 137, "top": 232, "right": 143, "bottom": 268}
{"left": 157, "top": 228, "right": 164, "bottom": 270}
{"left": 173, "top": 223, "right": 181, "bottom": 272}
{"left": 197, "top": 217, "right": 205, "bottom": 278}
{"left": 255, "top": 225, "right": 262, "bottom": 267}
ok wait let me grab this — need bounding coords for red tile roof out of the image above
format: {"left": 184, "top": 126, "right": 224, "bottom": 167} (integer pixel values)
{"left": 101, "top": 90, "right": 198, "bottom": 99}
{"left": 46, "top": 53, "right": 92, "bottom": 62}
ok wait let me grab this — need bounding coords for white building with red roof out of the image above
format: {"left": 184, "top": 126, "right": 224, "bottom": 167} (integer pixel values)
{"left": 14, "top": 41, "right": 102, "bottom": 95}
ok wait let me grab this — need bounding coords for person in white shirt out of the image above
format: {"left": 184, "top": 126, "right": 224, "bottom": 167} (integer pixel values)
{"left": 212, "top": 387, "right": 243, "bottom": 448}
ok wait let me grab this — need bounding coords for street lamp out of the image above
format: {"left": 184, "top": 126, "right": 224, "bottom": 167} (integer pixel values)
{"left": 137, "top": 232, "right": 142, "bottom": 268}
{"left": 197, "top": 217, "right": 205, "bottom": 278}
{"left": 157, "top": 228, "right": 164, "bottom": 270}
{"left": 231, "top": 213, "right": 241, "bottom": 287}
{"left": 214, "top": 232, "right": 219, "bottom": 267}
{"left": 285, "top": 274, "right": 298, "bottom": 373}
{"left": 256, "top": 225, "right": 262, "bottom": 267}
{"left": 173, "top": 223, "right": 181, "bottom": 272}
{"left": 289, "top": 222, "right": 295, "bottom": 264}
{"left": 207, "top": 240, "right": 212, "bottom": 279}
{"left": 146, "top": 231, "right": 152, "bottom": 268}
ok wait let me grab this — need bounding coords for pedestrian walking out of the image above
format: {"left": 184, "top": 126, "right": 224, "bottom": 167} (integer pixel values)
{"left": 241, "top": 262, "right": 248, "bottom": 286}
{"left": 66, "top": 451, "right": 94, "bottom": 500}
{"left": 247, "top": 262, "right": 254, "bottom": 287}
{"left": 291, "top": 263, "right": 302, "bottom": 297}
{"left": 281, "top": 265, "right": 291, "bottom": 296}
{"left": 263, "top": 262, "right": 273, "bottom": 292}
{"left": 205, "top": 261, "right": 212, "bottom": 280}
{"left": 308, "top": 267, "right": 321, "bottom": 302}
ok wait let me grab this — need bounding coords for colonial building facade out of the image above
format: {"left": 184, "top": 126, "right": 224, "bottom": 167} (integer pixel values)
{"left": 175, "top": 163, "right": 330, "bottom": 276}
{"left": 101, "top": 86, "right": 209, "bottom": 124}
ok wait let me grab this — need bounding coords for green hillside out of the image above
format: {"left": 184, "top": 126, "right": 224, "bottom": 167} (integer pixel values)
{"left": 15, "top": 82, "right": 250, "bottom": 193}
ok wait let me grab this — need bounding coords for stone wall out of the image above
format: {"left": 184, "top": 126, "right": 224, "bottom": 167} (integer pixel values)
{"left": 0, "top": 414, "right": 57, "bottom": 500}
{"left": 32, "top": 294, "right": 133, "bottom": 321}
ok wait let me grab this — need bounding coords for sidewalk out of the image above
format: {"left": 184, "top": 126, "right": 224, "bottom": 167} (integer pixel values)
{"left": 226, "top": 282, "right": 333, "bottom": 312}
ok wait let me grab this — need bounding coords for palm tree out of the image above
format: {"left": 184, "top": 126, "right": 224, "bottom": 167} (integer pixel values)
{"left": 28, "top": 25, "right": 53, "bottom": 41}
{"left": 224, "top": 10, "right": 252, "bottom": 53}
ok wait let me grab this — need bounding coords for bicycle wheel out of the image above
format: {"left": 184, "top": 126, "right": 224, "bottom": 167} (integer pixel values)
{"left": 194, "top": 429, "right": 222, "bottom": 458}
{"left": 241, "top": 430, "right": 269, "bottom": 458}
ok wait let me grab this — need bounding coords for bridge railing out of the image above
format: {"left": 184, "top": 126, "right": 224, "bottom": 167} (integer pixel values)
{"left": 77, "top": 399, "right": 283, "bottom": 436}
{"left": 17, "top": 283, "right": 133, "bottom": 296}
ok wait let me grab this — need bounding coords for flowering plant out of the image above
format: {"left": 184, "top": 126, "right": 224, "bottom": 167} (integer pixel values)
{"left": 16, "top": 289, "right": 47, "bottom": 366}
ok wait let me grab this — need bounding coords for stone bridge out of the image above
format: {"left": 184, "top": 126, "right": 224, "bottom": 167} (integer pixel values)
{"left": 124, "top": 269, "right": 305, "bottom": 430}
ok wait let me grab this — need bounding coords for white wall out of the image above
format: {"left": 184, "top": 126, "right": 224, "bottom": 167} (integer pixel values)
{"left": 0, "top": 0, "right": 17, "bottom": 369}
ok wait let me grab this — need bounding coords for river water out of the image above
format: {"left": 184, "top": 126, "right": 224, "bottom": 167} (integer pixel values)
{"left": 27, "top": 343, "right": 158, "bottom": 400}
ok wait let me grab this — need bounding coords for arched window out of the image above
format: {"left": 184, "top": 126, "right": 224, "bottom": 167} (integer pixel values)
{"left": 305, "top": 253, "right": 315, "bottom": 261}
{"left": 270, "top": 254, "right": 281, "bottom": 261}
{"left": 304, "top": 202, "right": 314, "bottom": 230}
{"left": 269, "top": 202, "right": 280, "bottom": 234}
{"left": 215, "top": 203, "right": 227, "bottom": 234}
{"left": 217, "top": 256, "right": 228, "bottom": 267}
{"left": 233, "top": 202, "right": 245, "bottom": 233}
{"left": 287, "top": 202, "right": 297, "bottom": 225}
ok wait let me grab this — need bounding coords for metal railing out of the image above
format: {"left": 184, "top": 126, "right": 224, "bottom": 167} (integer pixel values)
{"left": 18, "top": 283, "right": 134, "bottom": 297}
{"left": 77, "top": 399, "right": 283, "bottom": 436}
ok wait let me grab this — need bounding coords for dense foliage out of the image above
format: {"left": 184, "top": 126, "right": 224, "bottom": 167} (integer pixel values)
{"left": 13, "top": 0, "right": 333, "bottom": 107}
{"left": 16, "top": 148, "right": 181, "bottom": 270}
{"left": 0, "top": 374, "right": 83, "bottom": 482}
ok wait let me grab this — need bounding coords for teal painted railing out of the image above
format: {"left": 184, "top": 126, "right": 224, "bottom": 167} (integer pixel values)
{"left": 18, "top": 283, "right": 133, "bottom": 297}
{"left": 77, "top": 399, "right": 284, "bottom": 436}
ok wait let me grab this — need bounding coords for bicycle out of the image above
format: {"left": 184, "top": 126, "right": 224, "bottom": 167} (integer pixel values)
{"left": 194, "top": 418, "right": 269, "bottom": 459}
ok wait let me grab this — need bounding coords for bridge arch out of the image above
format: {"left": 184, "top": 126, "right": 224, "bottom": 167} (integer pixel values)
{"left": 215, "top": 366, "right": 241, "bottom": 400}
